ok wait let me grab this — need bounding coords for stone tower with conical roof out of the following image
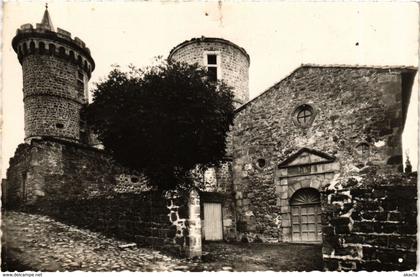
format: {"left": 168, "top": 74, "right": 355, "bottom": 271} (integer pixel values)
{"left": 12, "top": 6, "right": 95, "bottom": 143}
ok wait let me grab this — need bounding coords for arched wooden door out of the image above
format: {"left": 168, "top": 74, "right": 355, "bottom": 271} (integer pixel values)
{"left": 290, "top": 188, "right": 322, "bottom": 243}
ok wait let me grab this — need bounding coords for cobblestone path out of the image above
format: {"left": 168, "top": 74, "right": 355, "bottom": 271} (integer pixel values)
{"left": 2, "top": 211, "right": 197, "bottom": 271}
{"left": 2, "top": 211, "right": 322, "bottom": 272}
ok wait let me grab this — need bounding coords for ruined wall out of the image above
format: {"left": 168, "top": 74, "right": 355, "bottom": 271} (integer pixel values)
{"left": 322, "top": 171, "right": 417, "bottom": 271}
{"left": 169, "top": 37, "right": 250, "bottom": 106}
{"left": 2, "top": 144, "right": 33, "bottom": 208}
{"left": 231, "top": 66, "right": 415, "bottom": 242}
{"left": 4, "top": 138, "right": 201, "bottom": 257}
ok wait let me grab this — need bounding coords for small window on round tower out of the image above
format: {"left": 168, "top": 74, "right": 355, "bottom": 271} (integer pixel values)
{"left": 39, "top": 42, "right": 45, "bottom": 54}
{"left": 77, "top": 55, "right": 83, "bottom": 66}
{"left": 49, "top": 44, "right": 55, "bottom": 55}
{"left": 59, "top": 47, "right": 65, "bottom": 57}
{"left": 69, "top": 51, "right": 75, "bottom": 62}
{"left": 29, "top": 41, "right": 36, "bottom": 53}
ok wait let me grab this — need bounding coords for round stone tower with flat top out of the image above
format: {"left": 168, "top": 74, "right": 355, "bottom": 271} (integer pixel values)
{"left": 12, "top": 6, "right": 95, "bottom": 143}
{"left": 168, "top": 37, "right": 250, "bottom": 107}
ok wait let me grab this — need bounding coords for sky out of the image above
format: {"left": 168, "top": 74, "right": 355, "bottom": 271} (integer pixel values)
{"left": 1, "top": 1, "right": 418, "bottom": 177}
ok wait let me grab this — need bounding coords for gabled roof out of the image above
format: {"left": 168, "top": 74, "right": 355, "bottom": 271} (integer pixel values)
{"left": 278, "top": 148, "right": 336, "bottom": 168}
{"left": 236, "top": 63, "right": 417, "bottom": 113}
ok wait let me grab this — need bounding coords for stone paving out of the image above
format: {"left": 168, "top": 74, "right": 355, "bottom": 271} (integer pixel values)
{"left": 2, "top": 211, "right": 322, "bottom": 272}
{"left": 2, "top": 211, "right": 195, "bottom": 271}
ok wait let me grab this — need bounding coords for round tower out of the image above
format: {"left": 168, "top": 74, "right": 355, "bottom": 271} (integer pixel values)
{"left": 168, "top": 37, "right": 250, "bottom": 107}
{"left": 12, "top": 7, "right": 95, "bottom": 143}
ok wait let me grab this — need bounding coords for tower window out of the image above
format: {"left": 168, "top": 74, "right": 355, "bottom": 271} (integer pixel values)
{"left": 39, "top": 42, "right": 45, "bottom": 54}
{"left": 69, "top": 51, "right": 75, "bottom": 62}
{"left": 30, "top": 41, "right": 36, "bottom": 53}
{"left": 49, "top": 44, "right": 55, "bottom": 55}
{"left": 207, "top": 54, "right": 217, "bottom": 65}
{"left": 77, "top": 56, "right": 83, "bottom": 66}
{"left": 206, "top": 53, "right": 219, "bottom": 82}
{"left": 59, "top": 47, "right": 65, "bottom": 57}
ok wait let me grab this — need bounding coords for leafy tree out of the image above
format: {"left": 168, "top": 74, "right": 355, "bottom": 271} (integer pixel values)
{"left": 85, "top": 60, "right": 235, "bottom": 190}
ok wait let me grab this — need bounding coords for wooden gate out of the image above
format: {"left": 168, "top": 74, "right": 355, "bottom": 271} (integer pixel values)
{"left": 290, "top": 188, "right": 322, "bottom": 242}
{"left": 203, "top": 202, "right": 223, "bottom": 241}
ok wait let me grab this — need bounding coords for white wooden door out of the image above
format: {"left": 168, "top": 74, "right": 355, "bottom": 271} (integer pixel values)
{"left": 203, "top": 203, "right": 223, "bottom": 241}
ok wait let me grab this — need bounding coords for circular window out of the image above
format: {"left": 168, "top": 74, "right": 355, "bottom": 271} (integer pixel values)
{"left": 256, "top": 159, "right": 266, "bottom": 169}
{"left": 293, "top": 104, "right": 315, "bottom": 128}
{"left": 297, "top": 108, "right": 313, "bottom": 124}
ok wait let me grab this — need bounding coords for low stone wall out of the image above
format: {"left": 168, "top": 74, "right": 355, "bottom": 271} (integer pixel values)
{"left": 25, "top": 190, "right": 200, "bottom": 257}
{"left": 321, "top": 171, "right": 417, "bottom": 271}
{"left": 3, "top": 138, "right": 201, "bottom": 258}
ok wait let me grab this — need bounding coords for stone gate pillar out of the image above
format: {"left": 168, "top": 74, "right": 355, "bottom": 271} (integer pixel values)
{"left": 187, "top": 189, "right": 202, "bottom": 258}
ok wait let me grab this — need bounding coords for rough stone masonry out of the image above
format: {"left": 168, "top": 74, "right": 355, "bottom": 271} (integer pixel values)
{"left": 3, "top": 7, "right": 417, "bottom": 269}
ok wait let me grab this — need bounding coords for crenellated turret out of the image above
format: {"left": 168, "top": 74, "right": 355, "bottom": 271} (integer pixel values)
{"left": 12, "top": 6, "right": 95, "bottom": 143}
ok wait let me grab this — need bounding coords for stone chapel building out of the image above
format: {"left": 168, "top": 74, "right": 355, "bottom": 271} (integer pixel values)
{"left": 3, "top": 8, "right": 417, "bottom": 248}
{"left": 168, "top": 37, "right": 416, "bottom": 243}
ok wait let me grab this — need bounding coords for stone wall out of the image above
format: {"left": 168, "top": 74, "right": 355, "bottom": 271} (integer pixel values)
{"left": 3, "top": 138, "right": 201, "bottom": 258}
{"left": 22, "top": 54, "right": 86, "bottom": 142}
{"left": 169, "top": 37, "right": 250, "bottom": 106}
{"left": 321, "top": 171, "right": 417, "bottom": 271}
{"left": 230, "top": 65, "right": 416, "bottom": 242}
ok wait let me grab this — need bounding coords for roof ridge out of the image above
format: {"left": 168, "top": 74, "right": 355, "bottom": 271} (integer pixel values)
{"left": 302, "top": 63, "right": 417, "bottom": 70}
{"left": 235, "top": 63, "right": 417, "bottom": 113}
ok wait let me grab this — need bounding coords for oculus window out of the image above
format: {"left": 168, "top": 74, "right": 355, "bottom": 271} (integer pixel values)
{"left": 292, "top": 104, "right": 316, "bottom": 128}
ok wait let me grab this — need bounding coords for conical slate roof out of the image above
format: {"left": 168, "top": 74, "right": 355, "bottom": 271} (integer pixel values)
{"left": 40, "top": 5, "right": 54, "bottom": 31}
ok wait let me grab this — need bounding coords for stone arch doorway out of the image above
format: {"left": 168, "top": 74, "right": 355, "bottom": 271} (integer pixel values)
{"left": 290, "top": 188, "right": 322, "bottom": 243}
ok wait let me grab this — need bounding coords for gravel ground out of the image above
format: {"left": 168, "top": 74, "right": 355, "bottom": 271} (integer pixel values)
{"left": 2, "top": 211, "right": 322, "bottom": 272}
